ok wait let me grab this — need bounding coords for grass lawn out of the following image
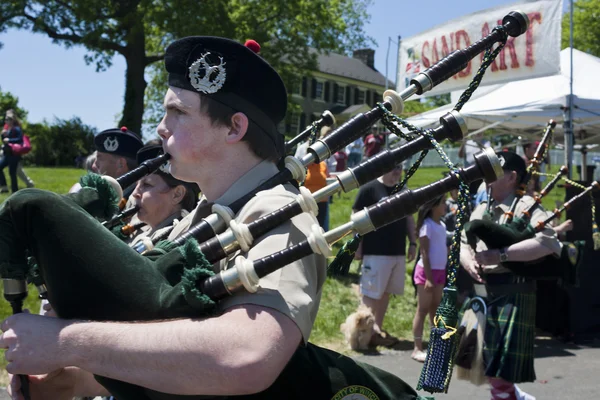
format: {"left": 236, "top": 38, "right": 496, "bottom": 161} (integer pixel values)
{"left": 0, "top": 164, "right": 570, "bottom": 383}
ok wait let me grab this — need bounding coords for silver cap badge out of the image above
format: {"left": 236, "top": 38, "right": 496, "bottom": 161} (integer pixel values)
{"left": 189, "top": 52, "right": 227, "bottom": 94}
{"left": 104, "top": 137, "right": 119, "bottom": 152}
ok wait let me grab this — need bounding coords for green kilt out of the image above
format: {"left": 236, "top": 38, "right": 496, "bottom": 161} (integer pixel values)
{"left": 483, "top": 290, "right": 536, "bottom": 383}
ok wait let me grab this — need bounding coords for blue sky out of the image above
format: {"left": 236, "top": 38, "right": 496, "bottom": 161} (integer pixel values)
{"left": 0, "top": 0, "right": 568, "bottom": 134}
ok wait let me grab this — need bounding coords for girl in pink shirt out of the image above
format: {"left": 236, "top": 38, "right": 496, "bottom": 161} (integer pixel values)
{"left": 411, "top": 194, "right": 448, "bottom": 362}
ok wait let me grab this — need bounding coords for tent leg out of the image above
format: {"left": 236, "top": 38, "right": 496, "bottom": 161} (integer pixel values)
{"left": 581, "top": 145, "right": 588, "bottom": 181}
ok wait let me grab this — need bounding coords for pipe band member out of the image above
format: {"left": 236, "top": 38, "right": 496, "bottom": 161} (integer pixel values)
{"left": 459, "top": 150, "right": 561, "bottom": 400}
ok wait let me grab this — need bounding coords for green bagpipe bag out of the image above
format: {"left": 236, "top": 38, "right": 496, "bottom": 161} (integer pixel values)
{"left": 0, "top": 188, "right": 427, "bottom": 400}
{"left": 465, "top": 218, "right": 584, "bottom": 285}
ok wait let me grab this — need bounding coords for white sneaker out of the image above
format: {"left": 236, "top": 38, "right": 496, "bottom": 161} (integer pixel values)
{"left": 515, "top": 385, "right": 536, "bottom": 400}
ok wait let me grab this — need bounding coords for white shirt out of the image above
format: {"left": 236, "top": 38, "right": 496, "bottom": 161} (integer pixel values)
{"left": 416, "top": 218, "right": 448, "bottom": 270}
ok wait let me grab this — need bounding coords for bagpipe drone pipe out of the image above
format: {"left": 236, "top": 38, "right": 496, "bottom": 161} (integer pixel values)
{"left": 0, "top": 146, "right": 502, "bottom": 400}
{"left": 134, "top": 9, "right": 530, "bottom": 255}
{"left": 284, "top": 110, "right": 336, "bottom": 154}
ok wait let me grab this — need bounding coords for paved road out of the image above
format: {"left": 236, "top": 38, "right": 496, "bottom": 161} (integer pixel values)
{"left": 0, "top": 337, "right": 597, "bottom": 399}
{"left": 354, "top": 336, "right": 600, "bottom": 399}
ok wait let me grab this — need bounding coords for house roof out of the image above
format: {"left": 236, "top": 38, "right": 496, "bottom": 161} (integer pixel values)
{"left": 315, "top": 50, "right": 394, "bottom": 87}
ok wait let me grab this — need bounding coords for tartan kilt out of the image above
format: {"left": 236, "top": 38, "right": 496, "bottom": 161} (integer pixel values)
{"left": 483, "top": 291, "right": 536, "bottom": 383}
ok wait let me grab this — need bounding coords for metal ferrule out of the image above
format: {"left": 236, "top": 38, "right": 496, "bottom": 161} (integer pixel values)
{"left": 411, "top": 73, "right": 434, "bottom": 94}
{"left": 2, "top": 279, "right": 27, "bottom": 295}
{"left": 398, "top": 84, "right": 419, "bottom": 100}
{"left": 313, "top": 181, "right": 341, "bottom": 203}
{"left": 133, "top": 242, "right": 147, "bottom": 254}
{"left": 307, "top": 140, "right": 331, "bottom": 163}
{"left": 220, "top": 268, "right": 244, "bottom": 295}
{"left": 449, "top": 110, "right": 468, "bottom": 135}
{"left": 323, "top": 221, "right": 354, "bottom": 245}
{"left": 336, "top": 169, "right": 359, "bottom": 192}
{"left": 351, "top": 210, "right": 376, "bottom": 235}
{"left": 36, "top": 284, "right": 48, "bottom": 299}
{"left": 218, "top": 230, "right": 240, "bottom": 256}
{"left": 205, "top": 213, "right": 226, "bottom": 235}
{"left": 300, "top": 151, "right": 316, "bottom": 167}
{"left": 485, "top": 147, "right": 504, "bottom": 181}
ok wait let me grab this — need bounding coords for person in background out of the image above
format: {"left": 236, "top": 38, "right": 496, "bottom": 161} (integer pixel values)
{"left": 363, "top": 127, "right": 385, "bottom": 159}
{"left": 346, "top": 136, "right": 364, "bottom": 168}
{"left": 85, "top": 151, "right": 98, "bottom": 173}
{"left": 460, "top": 150, "right": 561, "bottom": 400}
{"left": 2, "top": 118, "right": 35, "bottom": 189}
{"left": 92, "top": 127, "right": 144, "bottom": 200}
{"left": 353, "top": 164, "right": 417, "bottom": 347}
{"left": 411, "top": 195, "right": 448, "bottom": 362}
{"left": 128, "top": 141, "right": 200, "bottom": 247}
{"left": 303, "top": 157, "right": 330, "bottom": 231}
{"left": 0, "top": 109, "right": 25, "bottom": 193}
{"left": 333, "top": 148, "right": 348, "bottom": 173}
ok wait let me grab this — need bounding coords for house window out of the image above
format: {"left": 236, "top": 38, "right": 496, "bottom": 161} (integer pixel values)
{"left": 292, "top": 82, "right": 302, "bottom": 96}
{"left": 289, "top": 112, "right": 301, "bottom": 135}
{"left": 356, "top": 89, "right": 365, "bottom": 104}
{"left": 336, "top": 85, "right": 346, "bottom": 104}
{"left": 314, "top": 81, "right": 324, "bottom": 100}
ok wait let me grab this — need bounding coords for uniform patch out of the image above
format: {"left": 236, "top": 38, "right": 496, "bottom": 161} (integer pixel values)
{"left": 331, "top": 385, "right": 379, "bottom": 400}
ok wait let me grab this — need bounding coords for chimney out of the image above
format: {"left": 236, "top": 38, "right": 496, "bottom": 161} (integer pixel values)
{"left": 353, "top": 48, "right": 375, "bottom": 69}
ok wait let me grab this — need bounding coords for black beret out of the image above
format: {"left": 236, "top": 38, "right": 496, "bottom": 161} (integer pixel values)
{"left": 496, "top": 150, "right": 527, "bottom": 177}
{"left": 164, "top": 36, "right": 287, "bottom": 147}
{"left": 95, "top": 127, "right": 143, "bottom": 160}
{"left": 136, "top": 142, "right": 163, "bottom": 165}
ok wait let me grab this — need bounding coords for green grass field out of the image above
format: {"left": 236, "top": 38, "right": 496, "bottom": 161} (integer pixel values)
{"left": 0, "top": 164, "right": 570, "bottom": 377}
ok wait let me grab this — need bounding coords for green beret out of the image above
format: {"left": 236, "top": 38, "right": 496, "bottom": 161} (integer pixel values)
{"left": 496, "top": 150, "right": 526, "bottom": 176}
{"left": 164, "top": 36, "right": 287, "bottom": 151}
{"left": 95, "top": 127, "right": 143, "bottom": 159}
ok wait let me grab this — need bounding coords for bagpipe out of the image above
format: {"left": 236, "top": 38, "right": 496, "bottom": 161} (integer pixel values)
{"left": 464, "top": 120, "right": 597, "bottom": 285}
{"left": 0, "top": 10, "right": 529, "bottom": 400}
{"left": 284, "top": 110, "right": 336, "bottom": 154}
{"left": 0, "top": 147, "right": 502, "bottom": 400}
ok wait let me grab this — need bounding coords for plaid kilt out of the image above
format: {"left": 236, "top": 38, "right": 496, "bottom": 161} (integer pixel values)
{"left": 483, "top": 291, "right": 536, "bottom": 383}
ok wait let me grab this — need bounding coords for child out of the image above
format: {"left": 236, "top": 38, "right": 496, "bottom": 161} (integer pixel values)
{"left": 411, "top": 194, "right": 448, "bottom": 362}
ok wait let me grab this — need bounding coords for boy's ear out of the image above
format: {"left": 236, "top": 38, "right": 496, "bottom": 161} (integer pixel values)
{"left": 225, "top": 112, "right": 249, "bottom": 144}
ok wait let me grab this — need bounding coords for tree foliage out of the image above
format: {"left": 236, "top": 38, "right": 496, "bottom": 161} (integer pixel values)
{"left": 562, "top": 0, "right": 600, "bottom": 56}
{"left": 2, "top": 0, "right": 373, "bottom": 137}
{"left": 25, "top": 117, "right": 96, "bottom": 166}
{"left": 0, "top": 87, "right": 95, "bottom": 166}
{"left": 0, "top": 87, "right": 28, "bottom": 122}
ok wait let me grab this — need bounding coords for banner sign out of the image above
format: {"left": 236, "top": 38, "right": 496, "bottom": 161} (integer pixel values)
{"left": 397, "top": 0, "right": 563, "bottom": 97}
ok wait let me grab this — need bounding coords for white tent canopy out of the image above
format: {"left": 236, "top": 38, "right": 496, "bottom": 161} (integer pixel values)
{"left": 406, "top": 48, "right": 600, "bottom": 146}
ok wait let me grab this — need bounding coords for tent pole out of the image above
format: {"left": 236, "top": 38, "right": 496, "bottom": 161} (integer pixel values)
{"left": 565, "top": 0, "right": 575, "bottom": 179}
{"left": 581, "top": 146, "right": 588, "bottom": 181}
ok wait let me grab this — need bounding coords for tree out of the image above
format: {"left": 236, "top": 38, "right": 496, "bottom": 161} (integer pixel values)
{"left": 0, "top": 86, "right": 28, "bottom": 122}
{"left": 26, "top": 117, "right": 96, "bottom": 166}
{"left": 562, "top": 0, "right": 600, "bottom": 57}
{"left": 3, "top": 0, "right": 373, "bottom": 137}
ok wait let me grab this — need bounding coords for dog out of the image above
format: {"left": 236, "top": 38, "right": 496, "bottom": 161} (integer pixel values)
{"left": 340, "top": 305, "right": 375, "bottom": 350}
